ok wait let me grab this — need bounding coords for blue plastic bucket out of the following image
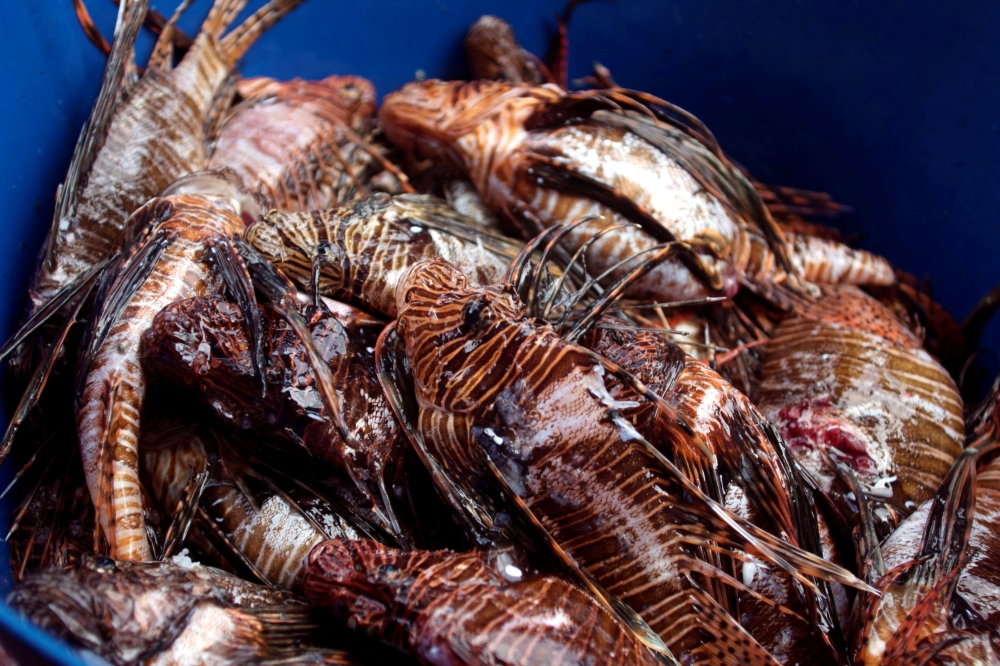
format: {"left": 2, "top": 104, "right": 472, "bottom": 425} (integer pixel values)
{"left": 2, "top": 1, "right": 998, "bottom": 662}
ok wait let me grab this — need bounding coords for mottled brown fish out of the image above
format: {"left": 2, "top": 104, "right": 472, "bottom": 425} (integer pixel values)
{"left": 582, "top": 320, "right": 849, "bottom": 664}
{"left": 141, "top": 294, "right": 409, "bottom": 535}
{"left": 141, "top": 417, "right": 366, "bottom": 594}
{"left": 245, "top": 192, "right": 517, "bottom": 318}
{"left": 77, "top": 189, "right": 255, "bottom": 561}
{"left": 305, "top": 538, "right": 662, "bottom": 666}
{"left": 6, "top": 554, "right": 348, "bottom": 666}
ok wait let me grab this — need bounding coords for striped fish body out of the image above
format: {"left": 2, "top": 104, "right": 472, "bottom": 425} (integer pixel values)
{"left": 746, "top": 231, "right": 895, "bottom": 288}
{"left": 245, "top": 193, "right": 513, "bottom": 318}
{"left": 584, "top": 324, "right": 850, "bottom": 663}
{"left": 757, "top": 288, "right": 964, "bottom": 530}
{"left": 210, "top": 75, "right": 401, "bottom": 212}
{"left": 305, "top": 539, "right": 662, "bottom": 666}
{"left": 382, "top": 80, "right": 742, "bottom": 302}
{"left": 141, "top": 295, "right": 404, "bottom": 530}
{"left": 143, "top": 428, "right": 363, "bottom": 594}
{"left": 77, "top": 194, "right": 244, "bottom": 561}
{"left": 395, "top": 260, "right": 794, "bottom": 664}
{"left": 32, "top": 0, "right": 300, "bottom": 314}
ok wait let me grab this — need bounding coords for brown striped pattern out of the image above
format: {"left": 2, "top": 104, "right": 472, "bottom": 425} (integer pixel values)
{"left": 33, "top": 0, "right": 303, "bottom": 314}
{"left": 395, "top": 260, "right": 786, "bottom": 664}
{"left": 747, "top": 232, "right": 895, "bottom": 287}
{"left": 758, "top": 317, "right": 964, "bottom": 518}
{"left": 305, "top": 539, "right": 661, "bottom": 665}
{"left": 382, "top": 79, "right": 742, "bottom": 302}
{"left": 245, "top": 194, "right": 512, "bottom": 317}
{"left": 585, "top": 322, "right": 849, "bottom": 663}
{"left": 778, "top": 284, "right": 924, "bottom": 349}
{"left": 381, "top": 80, "right": 899, "bottom": 305}
{"left": 77, "top": 194, "right": 243, "bottom": 561}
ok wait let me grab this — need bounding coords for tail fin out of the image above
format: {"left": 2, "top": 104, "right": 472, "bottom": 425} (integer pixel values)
{"left": 201, "top": 0, "right": 248, "bottom": 40}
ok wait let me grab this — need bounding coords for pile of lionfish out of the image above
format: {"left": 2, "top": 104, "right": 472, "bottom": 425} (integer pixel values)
{"left": 3, "top": 1, "right": 998, "bottom": 664}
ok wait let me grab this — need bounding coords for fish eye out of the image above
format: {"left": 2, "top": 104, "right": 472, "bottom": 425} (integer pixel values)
{"left": 462, "top": 298, "right": 483, "bottom": 328}
{"left": 461, "top": 296, "right": 493, "bottom": 334}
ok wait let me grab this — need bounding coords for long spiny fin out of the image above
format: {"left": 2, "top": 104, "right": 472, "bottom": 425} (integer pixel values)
{"left": 599, "top": 111, "right": 789, "bottom": 272}
{"left": 219, "top": 0, "right": 304, "bottom": 64}
{"left": 523, "top": 86, "right": 792, "bottom": 273}
{"left": 501, "top": 223, "right": 565, "bottom": 288}
{"left": 195, "top": 507, "right": 274, "bottom": 586}
{"left": 201, "top": 0, "right": 248, "bottom": 40}
{"left": 375, "top": 323, "right": 505, "bottom": 547}
{"left": 912, "top": 437, "right": 998, "bottom": 586}
{"left": 566, "top": 244, "right": 688, "bottom": 341}
{"left": 47, "top": 0, "right": 149, "bottom": 270}
{"left": 540, "top": 224, "right": 628, "bottom": 321}
{"left": 235, "top": 237, "right": 356, "bottom": 457}
{"left": 553, "top": 240, "right": 665, "bottom": 330}
{"left": 881, "top": 559, "right": 972, "bottom": 665}
{"left": 0, "top": 258, "right": 109, "bottom": 363}
{"left": 516, "top": 153, "right": 726, "bottom": 292}
{"left": 0, "top": 276, "right": 97, "bottom": 466}
{"left": 609, "top": 414, "right": 876, "bottom": 594}
{"left": 37, "top": 450, "right": 82, "bottom": 574}
{"left": 525, "top": 216, "right": 596, "bottom": 316}
{"left": 158, "top": 470, "right": 208, "bottom": 560}
{"left": 5, "top": 446, "right": 61, "bottom": 543}
{"left": 145, "top": 0, "right": 193, "bottom": 72}
{"left": 655, "top": 583, "right": 783, "bottom": 666}
{"left": 73, "top": 0, "right": 111, "bottom": 55}
{"left": 210, "top": 239, "right": 266, "bottom": 397}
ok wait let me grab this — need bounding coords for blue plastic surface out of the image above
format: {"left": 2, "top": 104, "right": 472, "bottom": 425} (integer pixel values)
{"left": 1, "top": 1, "right": 999, "bottom": 662}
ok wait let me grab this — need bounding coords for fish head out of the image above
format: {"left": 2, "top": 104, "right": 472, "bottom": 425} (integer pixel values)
{"left": 465, "top": 15, "right": 543, "bottom": 84}
{"left": 237, "top": 74, "right": 377, "bottom": 125}
{"left": 381, "top": 79, "right": 556, "bottom": 167}
{"left": 396, "top": 259, "right": 524, "bottom": 411}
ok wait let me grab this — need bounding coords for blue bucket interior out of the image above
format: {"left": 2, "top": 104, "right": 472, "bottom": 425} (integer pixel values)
{"left": 1, "top": 1, "right": 998, "bottom": 662}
